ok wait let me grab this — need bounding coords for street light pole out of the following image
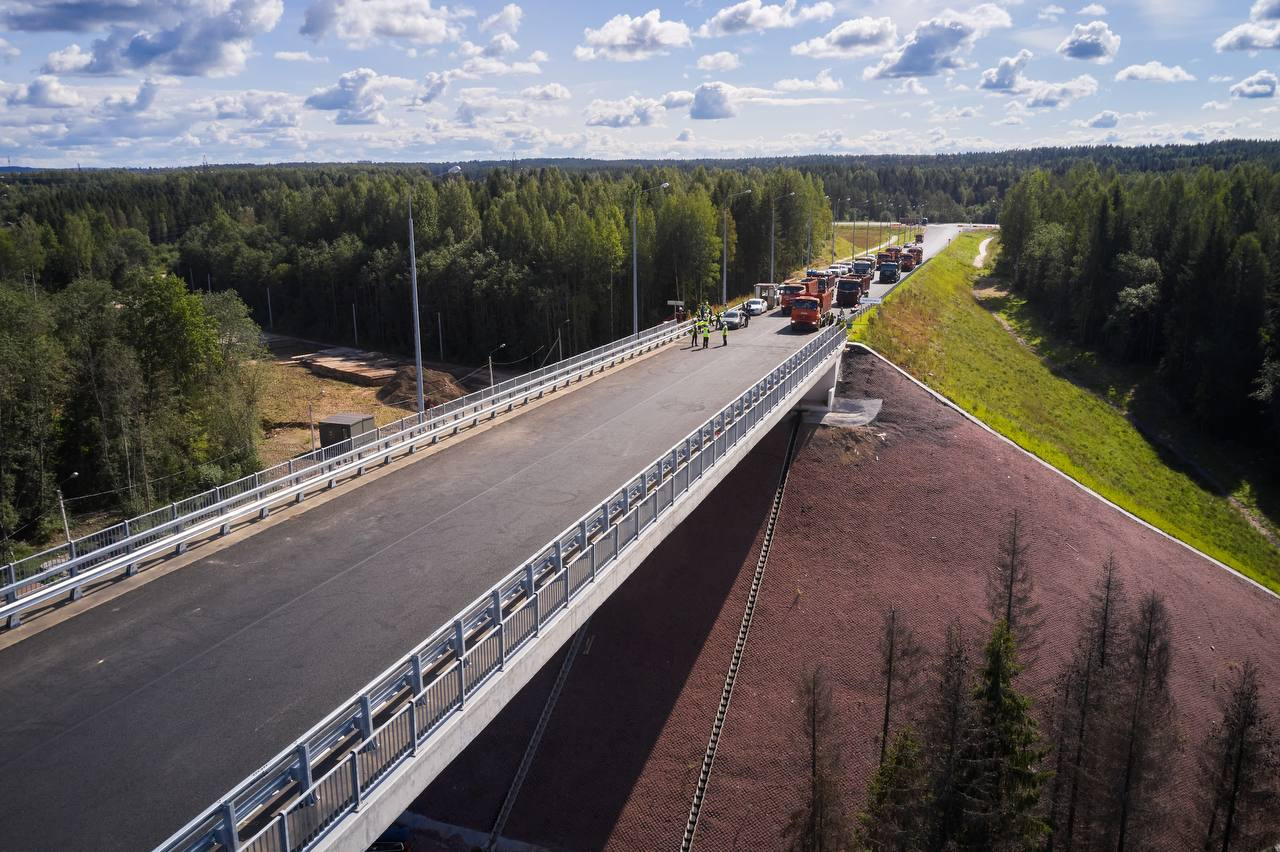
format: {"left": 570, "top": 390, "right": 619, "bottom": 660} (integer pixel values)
{"left": 769, "top": 190, "right": 795, "bottom": 284}
{"left": 57, "top": 471, "right": 78, "bottom": 550}
{"left": 722, "top": 188, "right": 752, "bottom": 306}
{"left": 488, "top": 342, "right": 507, "bottom": 387}
{"left": 631, "top": 181, "right": 670, "bottom": 337}
{"left": 408, "top": 197, "right": 425, "bottom": 414}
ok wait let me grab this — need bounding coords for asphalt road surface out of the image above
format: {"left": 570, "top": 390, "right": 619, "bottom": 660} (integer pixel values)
{"left": 0, "top": 304, "right": 816, "bottom": 851}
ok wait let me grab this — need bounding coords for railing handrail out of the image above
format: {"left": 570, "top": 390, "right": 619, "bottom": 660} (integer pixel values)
{"left": 155, "top": 317, "right": 852, "bottom": 852}
{"left": 1, "top": 320, "right": 691, "bottom": 622}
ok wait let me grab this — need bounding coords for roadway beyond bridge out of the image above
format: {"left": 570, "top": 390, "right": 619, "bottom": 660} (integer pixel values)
{"left": 0, "top": 226, "right": 959, "bottom": 851}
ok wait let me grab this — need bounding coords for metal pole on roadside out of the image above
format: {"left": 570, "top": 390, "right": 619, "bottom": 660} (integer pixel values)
{"left": 266, "top": 286, "right": 274, "bottom": 330}
{"left": 487, "top": 343, "right": 506, "bottom": 387}
{"left": 722, "top": 188, "right": 751, "bottom": 305}
{"left": 408, "top": 198, "right": 425, "bottom": 414}
{"left": 632, "top": 181, "right": 670, "bottom": 336}
{"left": 57, "top": 472, "right": 78, "bottom": 549}
{"left": 352, "top": 303, "right": 358, "bottom": 347}
{"left": 437, "top": 312, "right": 444, "bottom": 361}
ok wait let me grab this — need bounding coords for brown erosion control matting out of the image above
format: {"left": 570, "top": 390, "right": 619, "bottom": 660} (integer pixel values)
{"left": 409, "top": 346, "right": 1279, "bottom": 850}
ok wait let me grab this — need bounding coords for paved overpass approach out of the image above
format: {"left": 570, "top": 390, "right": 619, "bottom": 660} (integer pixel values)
{"left": 0, "top": 226, "right": 959, "bottom": 851}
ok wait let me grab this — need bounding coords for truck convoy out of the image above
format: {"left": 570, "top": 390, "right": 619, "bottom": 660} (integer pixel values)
{"left": 790, "top": 277, "right": 834, "bottom": 330}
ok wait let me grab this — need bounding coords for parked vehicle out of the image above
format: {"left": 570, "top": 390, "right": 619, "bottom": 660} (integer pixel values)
{"left": 743, "top": 297, "right": 767, "bottom": 315}
{"left": 790, "top": 286, "right": 834, "bottom": 330}
{"left": 778, "top": 280, "right": 808, "bottom": 313}
{"left": 721, "top": 308, "right": 746, "bottom": 329}
{"left": 835, "top": 274, "right": 871, "bottom": 308}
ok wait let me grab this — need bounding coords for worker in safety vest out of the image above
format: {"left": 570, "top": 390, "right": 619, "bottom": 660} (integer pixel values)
{"left": 701, "top": 321, "right": 710, "bottom": 349}
{"left": 721, "top": 322, "right": 729, "bottom": 347}
{"left": 689, "top": 320, "right": 698, "bottom": 348}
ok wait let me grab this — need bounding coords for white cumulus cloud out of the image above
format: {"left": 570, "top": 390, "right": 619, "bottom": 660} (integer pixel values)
{"left": 301, "top": 0, "right": 467, "bottom": 48}
{"left": 790, "top": 17, "right": 896, "bottom": 59}
{"left": 304, "top": 66, "right": 414, "bottom": 124}
{"left": 697, "top": 51, "right": 741, "bottom": 71}
{"left": 690, "top": 81, "right": 737, "bottom": 119}
{"left": 29, "top": 0, "right": 283, "bottom": 77}
{"left": 1057, "top": 20, "right": 1120, "bottom": 63}
{"left": 1025, "top": 73, "right": 1098, "bottom": 107}
{"left": 1114, "top": 61, "right": 1193, "bottom": 82}
{"left": 1080, "top": 109, "right": 1119, "bottom": 127}
{"left": 3, "top": 74, "right": 83, "bottom": 107}
{"left": 574, "top": 10, "right": 692, "bottom": 62}
{"left": 775, "top": 68, "right": 842, "bottom": 91}
{"left": 521, "top": 82, "right": 570, "bottom": 100}
{"left": 1230, "top": 69, "right": 1277, "bottom": 98}
{"left": 979, "top": 49, "right": 1032, "bottom": 91}
{"left": 1078, "top": 3, "right": 1107, "bottom": 14}
{"left": 0, "top": 38, "right": 19, "bottom": 62}
{"left": 697, "top": 0, "right": 834, "bottom": 37}
{"left": 865, "top": 4, "right": 1012, "bottom": 79}
{"left": 481, "top": 3, "right": 522, "bottom": 34}
{"left": 275, "top": 50, "right": 326, "bottom": 62}
{"left": 1216, "top": 0, "right": 1280, "bottom": 51}
{"left": 1038, "top": 5, "right": 1065, "bottom": 22}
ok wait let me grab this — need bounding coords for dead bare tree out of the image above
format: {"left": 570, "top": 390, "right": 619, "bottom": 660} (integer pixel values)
{"left": 1046, "top": 556, "right": 1128, "bottom": 851}
{"left": 1106, "top": 590, "right": 1177, "bottom": 850}
{"left": 1197, "top": 659, "right": 1280, "bottom": 852}
{"left": 879, "top": 606, "right": 925, "bottom": 766}
{"left": 784, "top": 667, "right": 849, "bottom": 852}
{"left": 985, "top": 510, "right": 1045, "bottom": 664}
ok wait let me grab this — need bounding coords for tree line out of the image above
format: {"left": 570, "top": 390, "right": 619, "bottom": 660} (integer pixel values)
{"left": 784, "top": 513, "right": 1280, "bottom": 851}
{"left": 997, "top": 161, "right": 1280, "bottom": 446}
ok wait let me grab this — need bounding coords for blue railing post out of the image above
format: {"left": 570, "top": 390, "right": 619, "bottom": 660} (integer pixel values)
{"left": 218, "top": 801, "right": 240, "bottom": 851}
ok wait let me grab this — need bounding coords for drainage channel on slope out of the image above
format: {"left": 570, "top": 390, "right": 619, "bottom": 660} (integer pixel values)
{"left": 680, "top": 413, "right": 803, "bottom": 852}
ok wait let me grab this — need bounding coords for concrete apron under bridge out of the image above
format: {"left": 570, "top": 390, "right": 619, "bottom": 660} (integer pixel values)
{"left": 308, "top": 336, "right": 847, "bottom": 852}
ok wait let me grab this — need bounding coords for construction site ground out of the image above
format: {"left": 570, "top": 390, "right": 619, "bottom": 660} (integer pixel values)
{"left": 407, "top": 345, "right": 1280, "bottom": 851}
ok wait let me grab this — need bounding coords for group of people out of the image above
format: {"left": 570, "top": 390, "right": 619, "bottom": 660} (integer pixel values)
{"left": 687, "top": 302, "right": 742, "bottom": 349}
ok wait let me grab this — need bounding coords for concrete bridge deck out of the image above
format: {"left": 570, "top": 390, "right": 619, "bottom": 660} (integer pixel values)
{"left": 0, "top": 309, "right": 815, "bottom": 851}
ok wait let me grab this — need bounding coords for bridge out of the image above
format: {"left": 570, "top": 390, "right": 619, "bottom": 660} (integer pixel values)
{"left": 0, "top": 226, "right": 957, "bottom": 852}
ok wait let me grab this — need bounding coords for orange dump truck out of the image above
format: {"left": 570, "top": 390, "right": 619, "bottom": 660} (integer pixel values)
{"left": 835, "top": 274, "right": 871, "bottom": 307}
{"left": 898, "top": 252, "right": 916, "bottom": 272}
{"left": 790, "top": 280, "right": 833, "bottom": 331}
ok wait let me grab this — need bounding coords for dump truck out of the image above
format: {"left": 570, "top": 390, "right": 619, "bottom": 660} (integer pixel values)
{"left": 878, "top": 261, "right": 900, "bottom": 284}
{"left": 906, "top": 245, "right": 924, "bottom": 265}
{"left": 778, "top": 279, "right": 810, "bottom": 313}
{"left": 790, "top": 282, "right": 834, "bottom": 331}
{"left": 835, "top": 275, "right": 868, "bottom": 308}
{"left": 898, "top": 252, "right": 916, "bottom": 272}
{"left": 885, "top": 245, "right": 903, "bottom": 262}
{"left": 914, "top": 232, "right": 924, "bottom": 244}
{"left": 852, "top": 256, "right": 875, "bottom": 277}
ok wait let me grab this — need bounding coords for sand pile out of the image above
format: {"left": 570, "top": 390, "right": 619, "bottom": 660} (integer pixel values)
{"left": 378, "top": 366, "right": 467, "bottom": 408}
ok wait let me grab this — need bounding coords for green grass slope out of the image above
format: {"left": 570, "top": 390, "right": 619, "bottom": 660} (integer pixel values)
{"left": 851, "top": 232, "right": 1280, "bottom": 592}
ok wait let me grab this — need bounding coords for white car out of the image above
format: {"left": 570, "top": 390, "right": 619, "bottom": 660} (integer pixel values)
{"left": 743, "top": 298, "right": 767, "bottom": 315}
{"left": 721, "top": 308, "right": 747, "bottom": 329}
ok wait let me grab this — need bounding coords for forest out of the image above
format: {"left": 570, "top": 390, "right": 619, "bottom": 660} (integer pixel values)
{"left": 997, "top": 162, "right": 1280, "bottom": 445}
{"left": 789, "top": 515, "right": 1279, "bottom": 851}
{"left": 3, "top": 141, "right": 1280, "bottom": 557}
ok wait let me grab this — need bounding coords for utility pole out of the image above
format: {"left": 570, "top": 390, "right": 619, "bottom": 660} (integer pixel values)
{"left": 631, "top": 181, "right": 669, "bottom": 336}
{"left": 722, "top": 188, "right": 751, "bottom": 305}
{"left": 266, "top": 286, "right": 274, "bottom": 330}
{"left": 408, "top": 198, "right": 425, "bottom": 414}
{"left": 352, "top": 303, "right": 358, "bottom": 347}
{"left": 769, "top": 191, "right": 795, "bottom": 283}
{"left": 437, "top": 312, "right": 444, "bottom": 362}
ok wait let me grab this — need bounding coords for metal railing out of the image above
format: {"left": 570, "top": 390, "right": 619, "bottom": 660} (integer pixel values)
{"left": 156, "top": 320, "right": 848, "bottom": 852}
{"left": 1, "top": 321, "right": 691, "bottom": 628}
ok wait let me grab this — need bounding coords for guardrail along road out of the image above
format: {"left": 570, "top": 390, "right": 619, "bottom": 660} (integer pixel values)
{"left": 0, "top": 308, "right": 829, "bottom": 851}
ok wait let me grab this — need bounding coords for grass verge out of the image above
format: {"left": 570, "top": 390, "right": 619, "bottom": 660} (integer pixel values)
{"left": 850, "top": 232, "right": 1280, "bottom": 592}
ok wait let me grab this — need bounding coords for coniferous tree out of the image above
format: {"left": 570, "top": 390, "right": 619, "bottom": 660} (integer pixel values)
{"left": 878, "top": 606, "right": 925, "bottom": 766}
{"left": 920, "top": 620, "right": 974, "bottom": 850}
{"left": 856, "top": 727, "right": 932, "bottom": 852}
{"left": 1197, "top": 660, "right": 1280, "bottom": 852}
{"left": 955, "top": 620, "right": 1049, "bottom": 851}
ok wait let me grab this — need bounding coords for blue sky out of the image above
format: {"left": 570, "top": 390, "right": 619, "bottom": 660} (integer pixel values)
{"left": 0, "top": 0, "right": 1277, "bottom": 167}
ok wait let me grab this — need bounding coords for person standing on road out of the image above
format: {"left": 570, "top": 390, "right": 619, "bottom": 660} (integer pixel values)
{"left": 743, "top": 308, "right": 749, "bottom": 328}
{"left": 702, "top": 321, "right": 711, "bottom": 349}
{"left": 721, "top": 322, "right": 729, "bottom": 347}
{"left": 690, "top": 320, "right": 698, "bottom": 349}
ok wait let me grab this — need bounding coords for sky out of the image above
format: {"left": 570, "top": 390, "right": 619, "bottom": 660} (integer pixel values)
{"left": 0, "top": 0, "right": 1278, "bottom": 167}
